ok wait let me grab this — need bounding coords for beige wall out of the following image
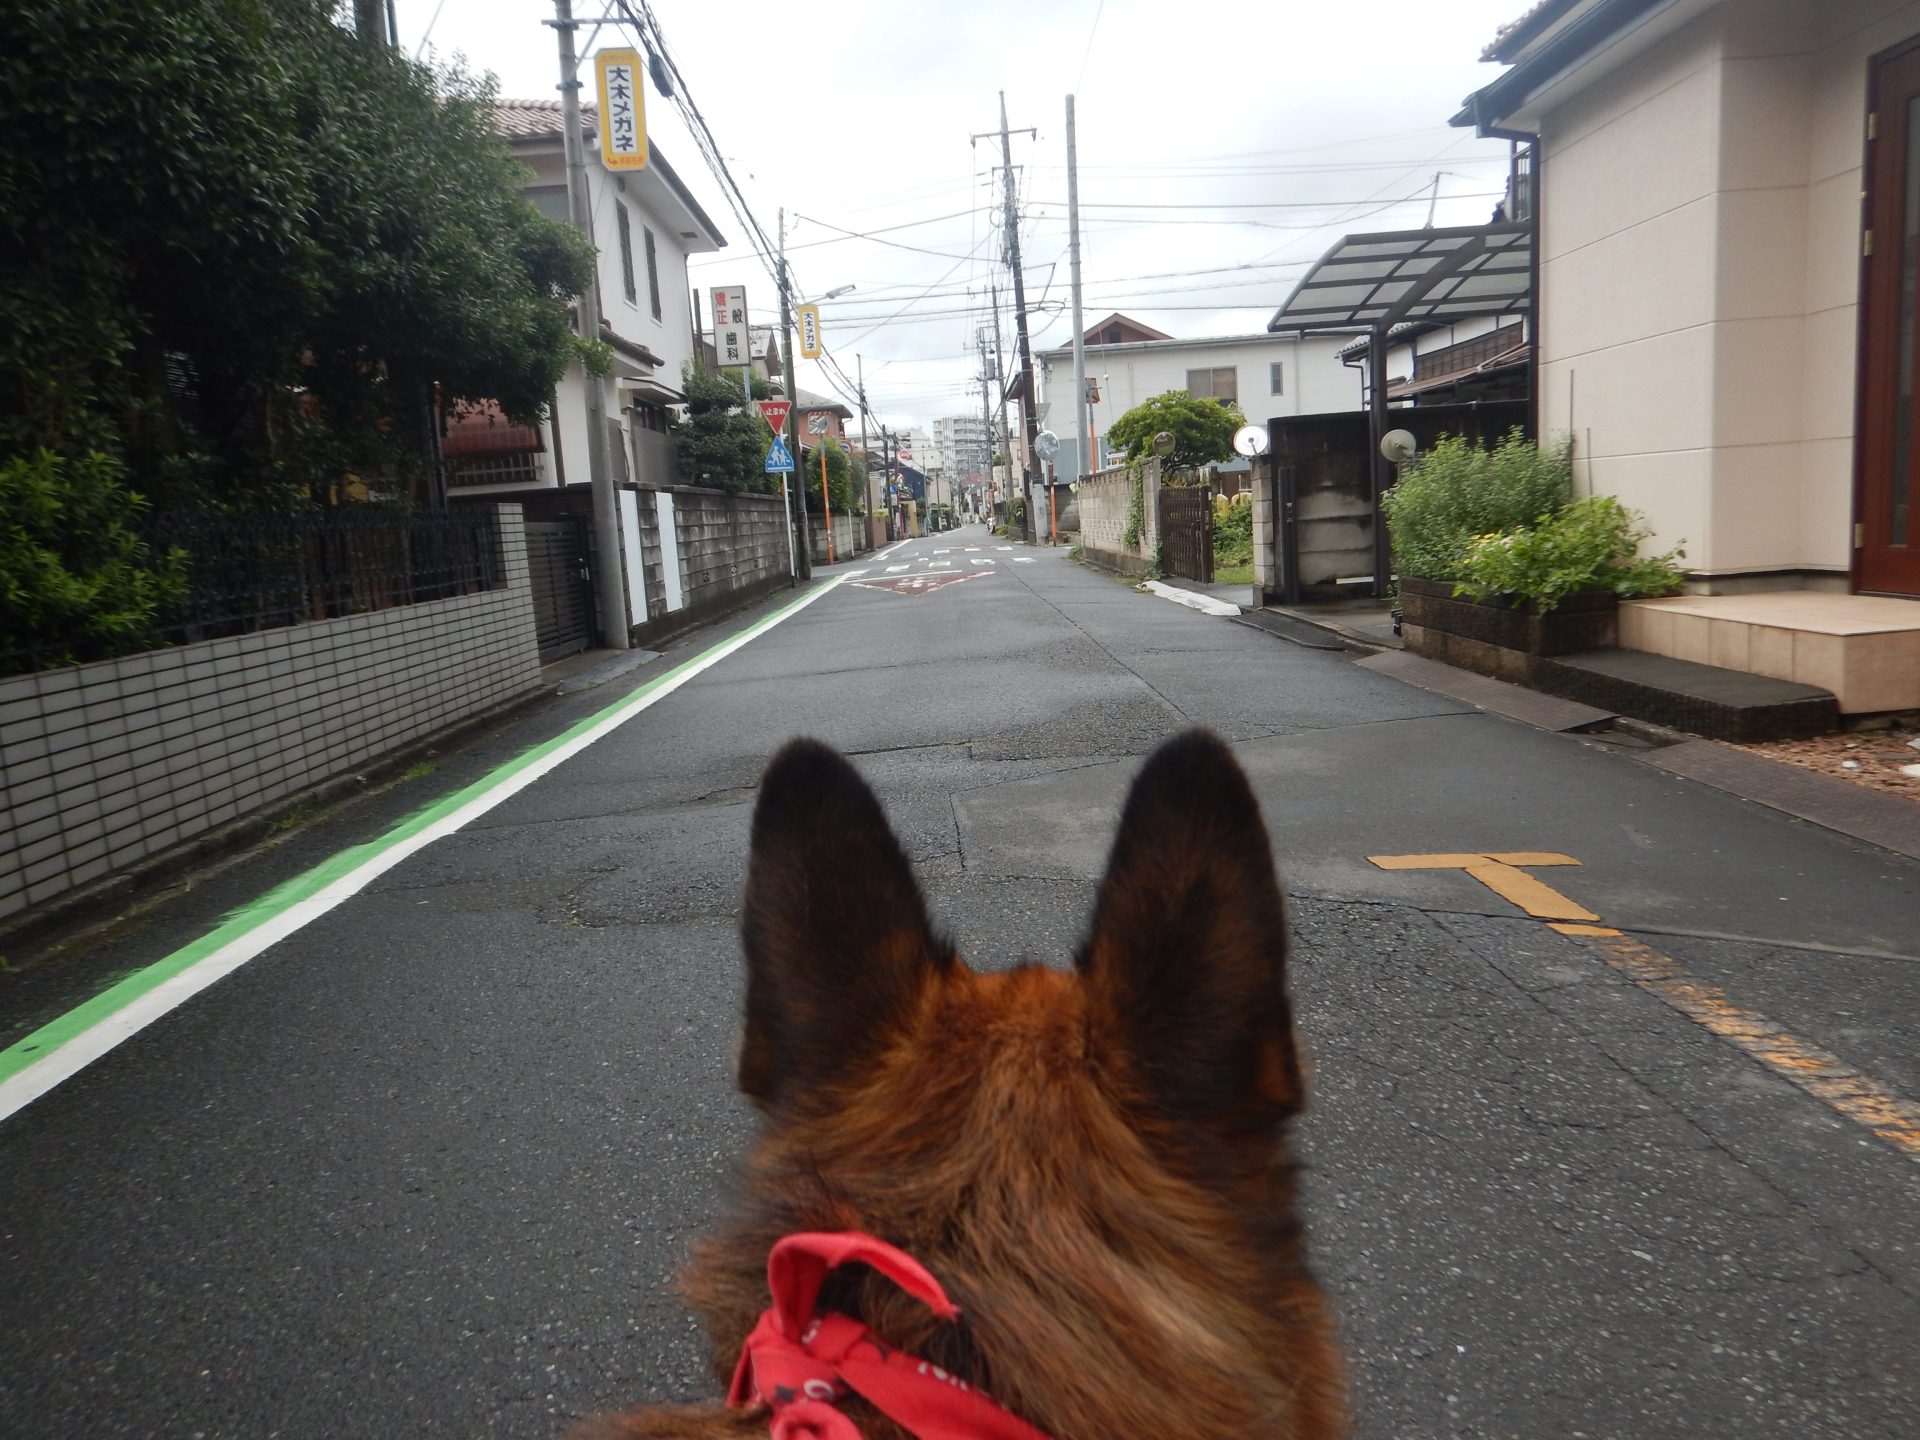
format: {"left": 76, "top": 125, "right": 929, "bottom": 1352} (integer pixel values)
{"left": 1537, "top": 0, "right": 1920, "bottom": 581}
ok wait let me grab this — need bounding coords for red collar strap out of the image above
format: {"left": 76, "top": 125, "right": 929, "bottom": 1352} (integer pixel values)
{"left": 728, "top": 1231, "right": 1055, "bottom": 1440}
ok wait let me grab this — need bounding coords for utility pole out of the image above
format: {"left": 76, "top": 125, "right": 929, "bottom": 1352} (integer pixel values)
{"left": 857, "top": 355, "right": 875, "bottom": 546}
{"left": 354, "top": 0, "right": 385, "bottom": 51}
{"left": 1067, "top": 94, "right": 1090, "bottom": 496}
{"left": 972, "top": 95, "right": 1041, "bottom": 541}
{"left": 550, "top": 0, "right": 630, "bottom": 650}
{"left": 778, "top": 209, "right": 813, "bottom": 580}
{"left": 990, "top": 283, "right": 1014, "bottom": 518}
{"left": 978, "top": 330, "right": 996, "bottom": 528}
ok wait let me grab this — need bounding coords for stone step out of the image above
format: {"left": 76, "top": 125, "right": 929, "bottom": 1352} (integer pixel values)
{"left": 1533, "top": 649, "right": 1836, "bottom": 743}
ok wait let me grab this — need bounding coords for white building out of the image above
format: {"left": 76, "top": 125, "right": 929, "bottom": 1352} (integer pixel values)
{"left": 1033, "top": 314, "right": 1365, "bottom": 474}
{"left": 930, "top": 415, "right": 992, "bottom": 481}
{"left": 448, "top": 100, "right": 726, "bottom": 494}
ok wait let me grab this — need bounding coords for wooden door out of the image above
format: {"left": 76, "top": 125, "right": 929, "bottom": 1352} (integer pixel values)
{"left": 1858, "top": 40, "right": 1920, "bottom": 595}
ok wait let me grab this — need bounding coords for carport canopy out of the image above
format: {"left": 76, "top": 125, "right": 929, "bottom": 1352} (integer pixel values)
{"left": 1268, "top": 222, "right": 1531, "bottom": 332}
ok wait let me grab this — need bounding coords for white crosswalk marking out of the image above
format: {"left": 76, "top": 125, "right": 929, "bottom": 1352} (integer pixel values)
{"left": 929, "top": 561, "right": 954, "bottom": 569}
{"left": 996, "top": 546, "right": 1013, "bottom": 552}
{"left": 886, "top": 564, "right": 910, "bottom": 573}
{"left": 1013, "top": 557, "right": 1036, "bottom": 564}
{"left": 970, "top": 558, "right": 995, "bottom": 567}
{"left": 934, "top": 549, "right": 950, "bottom": 555}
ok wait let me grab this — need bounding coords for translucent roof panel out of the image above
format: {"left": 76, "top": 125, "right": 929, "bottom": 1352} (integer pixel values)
{"left": 1268, "top": 223, "right": 1532, "bottom": 332}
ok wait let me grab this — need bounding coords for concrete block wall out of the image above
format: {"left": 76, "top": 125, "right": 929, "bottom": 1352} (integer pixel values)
{"left": 1251, "top": 462, "right": 1277, "bottom": 602}
{"left": 671, "top": 489, "right": 790, "bottom": 611}
{"left": 0, "top": 504, "right": 542, "bottom": 927}
{"left": 1077, "top": 459, "right": 1161, "bottom": 577}
{"left": 809, "top": 512, "right": 868, "bottom": 564}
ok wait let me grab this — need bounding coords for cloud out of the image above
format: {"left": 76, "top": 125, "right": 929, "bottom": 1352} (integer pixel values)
{"left": 401, "top": 0, "right": 1524, "bottom": 432}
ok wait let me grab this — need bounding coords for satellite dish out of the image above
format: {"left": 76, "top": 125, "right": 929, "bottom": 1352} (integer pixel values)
{"left": 1151, "top": 430, "right": 1177, "bottom": 457}
{"left": 1380, "top": 428, "right": 1418, "bottom": 464}
{"left": 1033, "top": 429, "right": 1059, "bottom": 461}
{"left": 1232, "top": 424, "right": 1269, "bottom": 458}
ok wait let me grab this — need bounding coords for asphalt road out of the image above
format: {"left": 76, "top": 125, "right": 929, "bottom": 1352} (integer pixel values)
{"left": 3, "top": 523, "right": 1916, "bottom": 1439}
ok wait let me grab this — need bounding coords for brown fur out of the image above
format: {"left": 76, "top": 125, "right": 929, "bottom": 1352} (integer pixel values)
{"left": 572, "top": 731, "right": 1344, "bottom": 1440}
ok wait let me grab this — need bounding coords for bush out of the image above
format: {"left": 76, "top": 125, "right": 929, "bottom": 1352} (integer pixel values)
{"left": 1454, "top": 495, "right": 1684, "bottom": 613}
{"left": 1381, "top": 429, "right": 1571, "bottom": 582}
{"left": 1212, "top": 491, "right": 1253, "bottom": 568}
{"left": 1, "top": 450, "right": 188, "bottom": 671}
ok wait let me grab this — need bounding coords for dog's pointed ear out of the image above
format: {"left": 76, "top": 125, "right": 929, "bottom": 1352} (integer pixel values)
{"left": 1078, "top": 731, "right": 1303, "bottom": 1162}
{"left": 738, "top": 739, "right": 948, "bottom": 1110}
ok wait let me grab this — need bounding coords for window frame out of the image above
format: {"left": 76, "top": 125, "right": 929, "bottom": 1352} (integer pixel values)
{"left": 1185, "top": 366, "right": 1238, "bottom": 403}
{"left": 615, "top": 201, "right": 638, "bottom": 306}
{"left": 643, "top": 224, "right": 662, "bottom": 321}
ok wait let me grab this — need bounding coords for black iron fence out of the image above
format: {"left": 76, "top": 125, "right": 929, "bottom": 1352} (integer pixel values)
{"left": 3, "top": 503, "right": 505, "bottom": 677}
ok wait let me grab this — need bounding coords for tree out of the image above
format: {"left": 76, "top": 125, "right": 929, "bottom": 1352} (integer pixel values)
{"left": 1105, "top": 391, "right": 1242, "bottom": 468}
{"left": 675, "top": 364, "right": 776, "bottom": 493}
{"left": 0, "top": 0, "right": 594, "bottom": 507}
{"left": 800, "top": 436, "right": 859, "bottom": 514}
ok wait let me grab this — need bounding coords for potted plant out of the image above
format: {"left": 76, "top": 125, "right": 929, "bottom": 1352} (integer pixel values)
{"left": 1383, "top": 432, "right": 1683, "bottom": 673}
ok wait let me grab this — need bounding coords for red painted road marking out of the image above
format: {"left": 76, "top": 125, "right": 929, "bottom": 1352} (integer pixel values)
{"left": 849, "top": 572, "right": 992, "bottom": 596}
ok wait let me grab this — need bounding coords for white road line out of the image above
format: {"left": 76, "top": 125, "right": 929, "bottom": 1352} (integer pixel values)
{"left": 970, "top": 558, "right": 995, "bottom": 567}
{"left": 1013, "top": 557, "right": 1036, "bottom": 564}
{"left": 886, "top": 564, "right": 910, "bottom": 573}
{"left": 996, "top": 546, "right": 1013, "bottom": 552}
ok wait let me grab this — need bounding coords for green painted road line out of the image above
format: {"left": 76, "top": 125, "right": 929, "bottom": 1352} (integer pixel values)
{"left": 0, "top": 577, "right": 845, "bottom": 1118}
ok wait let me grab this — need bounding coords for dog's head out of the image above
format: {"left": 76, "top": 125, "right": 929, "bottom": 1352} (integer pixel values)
{"left": 580, "top": 731, "right": 1342, "bottom": 1440}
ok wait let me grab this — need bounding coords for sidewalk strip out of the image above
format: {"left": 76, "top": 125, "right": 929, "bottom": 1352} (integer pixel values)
{"left": 0, "top": 577, "right": 846, "bottom": 1124}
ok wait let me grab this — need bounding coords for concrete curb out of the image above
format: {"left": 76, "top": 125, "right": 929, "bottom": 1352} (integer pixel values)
{"left": 1139, "top": 580, "right": 1243, "bottom": 617}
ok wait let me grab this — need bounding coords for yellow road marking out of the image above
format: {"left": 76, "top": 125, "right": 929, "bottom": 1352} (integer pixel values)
{"left": 1368, "top": 852, "right": 1598, "bottom": 921}
{"left": 1582, "top": 934, "right": 1920, "bottom": 1163}
{"left": 1370, "top": 850, "right": 1920, "bottom": 1165}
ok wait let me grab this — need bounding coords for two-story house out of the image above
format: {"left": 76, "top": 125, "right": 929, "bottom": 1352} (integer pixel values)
{"left": 447, "top": 100, "right": 726, "bottom": 497}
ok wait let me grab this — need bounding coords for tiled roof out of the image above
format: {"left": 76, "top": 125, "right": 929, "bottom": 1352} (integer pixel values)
{"left": 1481, "top": 0, "right": 1582, "bottom": 62}
{"left": 494, "top": 98, "right": 589, "bottom": 138}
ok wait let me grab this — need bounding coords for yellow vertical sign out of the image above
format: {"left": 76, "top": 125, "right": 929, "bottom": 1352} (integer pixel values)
{"left": 797, "top": 304, "right": 823, "bottom": 358}
{"left": 594, "top": 49, "right": 647, "bottom": 171}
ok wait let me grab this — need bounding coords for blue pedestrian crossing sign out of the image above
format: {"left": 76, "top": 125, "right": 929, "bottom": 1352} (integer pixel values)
{"left": 765, "top": 436, "right": 795, "bottom": 473}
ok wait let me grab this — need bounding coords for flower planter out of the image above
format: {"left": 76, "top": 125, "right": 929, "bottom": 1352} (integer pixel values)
{"left": 1398, "top": 577, "right": 1618, "bottom": 682}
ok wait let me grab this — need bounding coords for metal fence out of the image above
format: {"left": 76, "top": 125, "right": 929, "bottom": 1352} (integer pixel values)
{"left": 1158, "top": 482, "right": 1215, "bottom": 584}
{"left": 3, "top": 503, "right": 506, "bottom": 677}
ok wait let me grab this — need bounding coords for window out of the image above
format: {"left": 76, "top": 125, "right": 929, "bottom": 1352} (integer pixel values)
{"left": 1185, "top": 366, "right": 1238, "bottom": 403}
{"left": 525, "top": 185, "right": 569, "bottom": 223}
{"left": 616, "top": 202, "right": 637, "bottom": 305}
{"left": 643, "top": 224, "right": 662, "bottom": 320}
{"left": 1269, "top": 362, "right": 1284, "bottom": 396}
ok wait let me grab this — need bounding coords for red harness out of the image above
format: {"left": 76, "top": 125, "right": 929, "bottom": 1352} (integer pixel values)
{"left": 729, "top": 1231, "right": 1055, "bottom": 1440}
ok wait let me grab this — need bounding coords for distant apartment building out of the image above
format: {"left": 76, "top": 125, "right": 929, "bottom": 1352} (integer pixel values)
{"left": 929, "top": 414, "right": 991, "bottom": 481}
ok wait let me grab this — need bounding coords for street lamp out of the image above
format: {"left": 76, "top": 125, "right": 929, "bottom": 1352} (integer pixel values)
{"left": 815, "top": 284, "right": 856, "bottom": 302}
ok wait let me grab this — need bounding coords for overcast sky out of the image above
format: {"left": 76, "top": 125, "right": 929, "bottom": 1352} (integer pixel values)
{"left": 398, "top": 0, "right": 1527, "bottom": 436}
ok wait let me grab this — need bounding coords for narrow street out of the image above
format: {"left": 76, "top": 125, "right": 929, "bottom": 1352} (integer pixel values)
{"left": 2, "top": 525, "right": 1916, "bottom": 1439}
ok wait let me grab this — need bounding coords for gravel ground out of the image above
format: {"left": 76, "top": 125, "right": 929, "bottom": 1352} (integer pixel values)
{"left": 1740, "top": 717, "right": 1920, "bottom": 802}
